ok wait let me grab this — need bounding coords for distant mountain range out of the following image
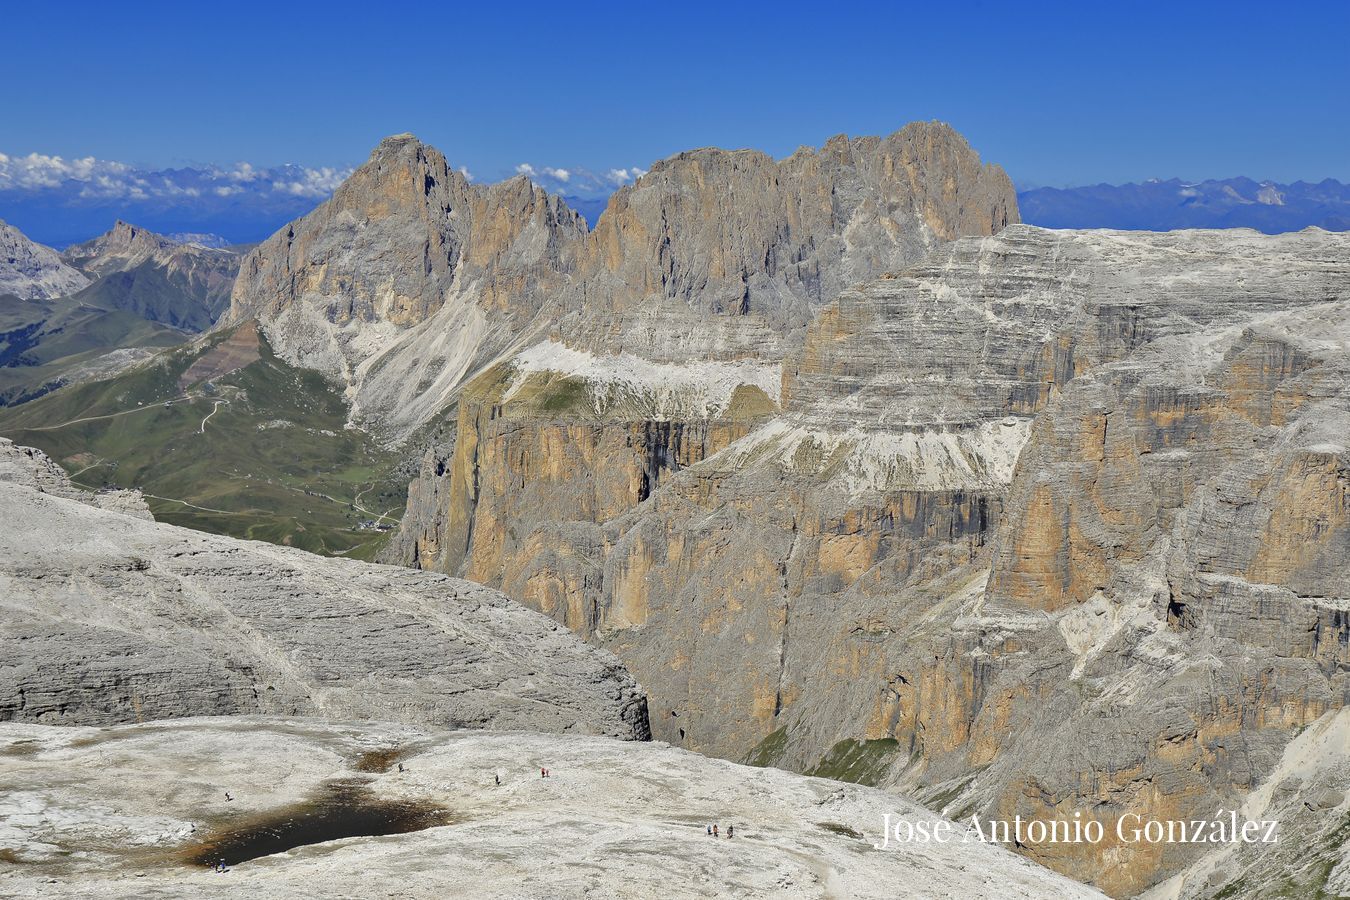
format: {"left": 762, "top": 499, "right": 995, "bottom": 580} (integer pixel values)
{"left": 6, "top": 142, "right": 1349, "bottom": 244}
{"left": 0, "top": 218, "right": 242, "bottom": 405}
{"left": 1019, "top": 176, "right": 1350, "bottom": 233}
{"left": 0, "top": 153, "right": 349, "bottom": 246}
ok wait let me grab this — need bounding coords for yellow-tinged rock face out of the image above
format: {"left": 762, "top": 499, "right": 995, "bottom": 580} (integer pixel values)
{"left": 387, "top": 226, "right": 1350, "bottom": 896}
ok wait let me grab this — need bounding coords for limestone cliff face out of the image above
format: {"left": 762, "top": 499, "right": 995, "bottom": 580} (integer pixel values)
{"left": 231, "top": 124, "right": 1016, "bottom": 440}
{"left": 411, "top": 226, "right": 1350, "bottom": 895}
{"left": 565, "top": 121, "right": 1018, "bottom": 360}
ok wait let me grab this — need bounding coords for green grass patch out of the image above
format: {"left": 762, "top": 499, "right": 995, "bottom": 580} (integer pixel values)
{"left": 806, "top": 738, "right": 901, "bottom": 786}
{"left": 0, "top": 327, "right": 407, "bottom": 561}
{"left": 744, "top": 725, "right": 790, "bottom": 768}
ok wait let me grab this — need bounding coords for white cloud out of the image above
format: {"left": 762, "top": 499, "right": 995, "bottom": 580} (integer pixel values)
{"left": 606, "top": 166, "right": 648, "bottom": 186}
{"left": 268, "top": 166, "right": 350, "bottom": 198}
{"left": 0, "top": 147, "right": 643, "bottom": 225}
{"left": 0, "top": 148, "right": 351, "bottom": 205}
{"left": 0, "top": 152, "right": 131, "bottom": 190}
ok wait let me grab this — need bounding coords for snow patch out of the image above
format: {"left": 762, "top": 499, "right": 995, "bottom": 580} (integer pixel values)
{"left": 719, "top": 416, "right": 1033, "bottom": 495}
{"left": 504, "top": 340, "right": 782, "bottom": 420}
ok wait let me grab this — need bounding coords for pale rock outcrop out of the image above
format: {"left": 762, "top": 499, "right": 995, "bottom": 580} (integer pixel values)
{"left": 0, "top": 450, "right": 648, "bottom": 739}
{"left": 0, "top": 219, "right": 89, "bottom": 300}
{"left": 0, "top": 716, "right": 1102, "bottom": 899}
{"left": 0, "top": 437, "right": 152, "bottom": 519}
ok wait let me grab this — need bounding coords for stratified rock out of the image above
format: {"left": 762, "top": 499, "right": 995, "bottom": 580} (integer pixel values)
{"left": 411, "top": 225, "right": 1350, "bottom": 894}
{"left": 0, "top": 218, "right": 89, "bottom": 300}
{"left": 1144, "top": 708, "right": 1350, "bottom": 899}
{"left": 0, "top": 437, "right": 151, "bottom": 519}
{"left": 0, "top": 716, "right": 1103, "bottom": 899}
{"left": 0, "top": 451, "right": 648, "bottom": 740}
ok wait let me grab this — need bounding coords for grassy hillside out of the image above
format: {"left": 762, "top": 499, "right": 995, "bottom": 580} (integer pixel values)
{"left": 67, "top": 259, "right": 228, "bottom": 331}
{"left": 0, "top": 323, "right": 408, "bottom": 561}
{"left": 0, "top": 293, "right": 187, "bottom": 405}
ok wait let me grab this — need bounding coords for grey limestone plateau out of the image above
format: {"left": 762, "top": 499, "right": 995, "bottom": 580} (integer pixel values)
{"left": 0, "top": 717, "right": 1102, "bottom": 899}
{"left": 0, "top": 437, "right": 647, "bottom": 739}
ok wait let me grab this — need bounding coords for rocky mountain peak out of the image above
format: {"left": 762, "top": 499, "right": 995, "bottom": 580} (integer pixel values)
{"left": 0, "top": 218, "right": 90, "bottom": 300}
{"left": 62, "top": 218, "right": 232, "bottom": 277}
{"left": 229, "top": 122, "right": 1017, "bottom": 439}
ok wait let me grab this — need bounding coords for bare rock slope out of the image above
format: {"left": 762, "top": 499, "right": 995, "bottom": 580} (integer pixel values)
{"left": 61, "top": 220, "right": 242, "bottom": 330}
{"left": 0, "top": 439, "right": 648, "bottom": 739}
{"left": 0, "top": 219, "right": 89, "bottom": 300}
{"left": 0, "top": 716, "right": 1102, "bottom": 899}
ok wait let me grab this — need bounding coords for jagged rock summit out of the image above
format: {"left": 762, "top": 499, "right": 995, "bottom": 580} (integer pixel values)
{"left": 0, "top": 218, "right": 90, "bottom": 300}
{"left": 0, "top": 438, "right": 649, "bottom": 739}
{"left": 61, "top": 219, "right": 242, "bottom": 330}
{"left": 227, "top": 123, "right": 1018, "bottom": 439}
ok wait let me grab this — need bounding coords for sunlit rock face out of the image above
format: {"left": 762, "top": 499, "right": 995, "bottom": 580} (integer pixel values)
{"left": 0, "top": 218, "right": 89, "bottom": 300}
{"left": 225, "top": 118, "right": 1350, "bottom": 894}
{"left": 410, "top": 225, "right": 1350, "bottom": 894}
{"left": 228, "top": 123, "right": 1015, "bottom": 442}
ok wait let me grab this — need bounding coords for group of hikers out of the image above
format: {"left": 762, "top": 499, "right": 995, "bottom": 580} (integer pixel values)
{"left": 705, "top": 824, "right": 733, "bottom": 838}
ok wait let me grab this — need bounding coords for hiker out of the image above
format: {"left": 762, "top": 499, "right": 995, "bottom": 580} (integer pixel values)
{"left": 541, "top": 767, "right": 546, "bottom": 778}
{"left": 713, "top": 824, "right": 719, "bottom": 837}
{"left": 728, "top": 825, "right": 734, "bottom": 838}
{"left": 224, "top": 792, "right": 233, "bottom": 802}
{"left": 495, "top": 773, "right": 501, "bottom": 785}
{"left": 398, "top": 763, "right": 404, "bottom": 773}
{"left": 706, "top": 825, "right": 712, "bottom": 836}
{"left": 216, "top": 859, "right": 227, "bottom": 873}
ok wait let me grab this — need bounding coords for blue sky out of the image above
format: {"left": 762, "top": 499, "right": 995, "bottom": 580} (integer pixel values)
{"left": 3, "top": 0, "right": 1349, "bottom": 245}
{"left": 2, "top": 0, "right": 1347, "bottom": 188}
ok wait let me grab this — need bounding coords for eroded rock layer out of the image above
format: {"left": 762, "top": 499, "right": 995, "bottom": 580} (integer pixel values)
{"left": 404, "top": 225, "right": 1350, "bottom": 894}
{"left": 0, "top": 441, "right": 648, "bottom": 740}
